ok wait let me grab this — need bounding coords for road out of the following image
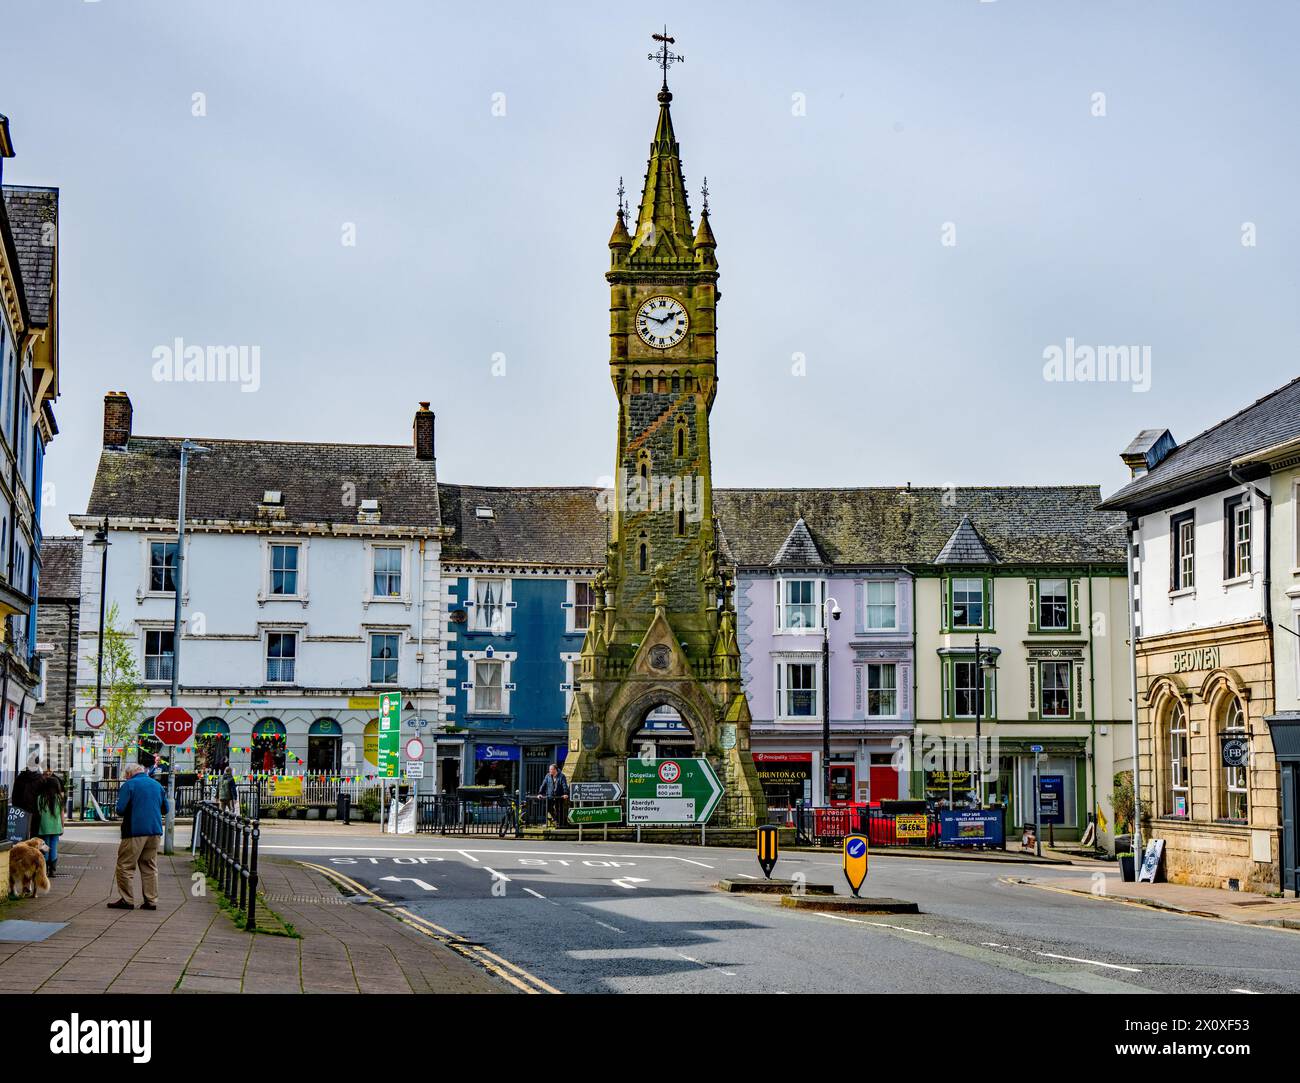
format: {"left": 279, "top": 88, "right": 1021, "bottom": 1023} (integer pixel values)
{"left": 241, "top": 829, "right": 1300, "bottom": 995}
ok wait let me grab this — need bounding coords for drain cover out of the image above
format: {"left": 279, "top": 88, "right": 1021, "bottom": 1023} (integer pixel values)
{"left": 0, "top": 919, "right": 68, "bottom": 943}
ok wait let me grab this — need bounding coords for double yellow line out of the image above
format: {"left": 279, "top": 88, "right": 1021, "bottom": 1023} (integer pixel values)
{"left": 299, "top": 861, "right": 560, "bottom": 994}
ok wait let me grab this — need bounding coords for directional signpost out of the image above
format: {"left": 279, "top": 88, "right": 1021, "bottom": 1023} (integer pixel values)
{"left": 626, "top": 758, "right": 724, "bottom": 825}
{"left": 756, "top": 825, "right": 779, "bottom": 879}
{"left": 843, "top": 834, "right": 869, "bottom": 897}
{"left": 571, "top": 782, "right": 622, "bottom": 803}
{"left": 569, "top": 806, "right": 622, "bottom": 825}
{"left": 378, "top": 692, "right": 402, "bottom": 779}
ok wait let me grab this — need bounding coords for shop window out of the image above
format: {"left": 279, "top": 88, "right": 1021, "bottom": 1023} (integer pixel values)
{"left": 1163, "top": 700, "right": 1190, "bottom": 818}
{"left": 1217, "top": 697, "right": 1248, "bottom": 823}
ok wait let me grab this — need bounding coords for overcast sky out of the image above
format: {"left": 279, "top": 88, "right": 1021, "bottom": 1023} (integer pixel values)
{"left": 6, "top": 0, "right": 1299, "bottom": 534}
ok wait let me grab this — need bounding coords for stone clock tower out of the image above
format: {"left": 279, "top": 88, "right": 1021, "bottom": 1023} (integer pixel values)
{"left": 564, "top": 35, "right": 766, "bottom": 824}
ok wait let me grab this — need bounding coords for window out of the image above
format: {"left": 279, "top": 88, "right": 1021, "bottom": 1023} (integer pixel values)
{"left": 865, "top": 581, "right": 897, "bottom": 630}
{"left": 373, "top": 546, "right": 402, "bottom": 597}
{"left": 778, "top": 579, "right": 820, "bottom": 632}
{"left": 144, "top": 630, "right": 174, "bottom": 682}
{"left": 777, "top": 661, "right": 818, "bottom": 718}
{"left": 951, "top": 659, "right": 993, "bottom": 718}
{"left": 1165, "top": 701, "right": 1190, "bottom": 817}
{"left": 866, "top": 663, "right": 897, "bottom": 717}
{"left": 572, "top": 581, "right": 595, "bottom": 632}
{"left": 473, "top": 659, "right": 503, "bottom": 713}
{"left": 950, "top": 578, "right": 985, "bottom": 629}
{"left": 1225, "top": 496, "right": 1251, "bottom": 580}
{"left": 370, "top": 633, "right": 399, "bottom": 685}
{"left": 1040, "top": 661, "right": 1071, "bottom": 718}
{"left": 471, "top": 579, "right": 508, "bottom": 633}
{"left": 269, "top": 544, "right": 299, "bottom": 596}
{"left": 1037, "top": 579, "right": 1069, "bottom": 629}
{"left": 266, "top": 632, "right": 297, "bottom": 683}
{"left": 1171, "top": 511, "right": 1195, "bottom": 591}
{"left": 1218, "top": 697, "right": 1248, "bottom": 822}
{"left": 149, "top": 541, "right": 179, "bottom": 593}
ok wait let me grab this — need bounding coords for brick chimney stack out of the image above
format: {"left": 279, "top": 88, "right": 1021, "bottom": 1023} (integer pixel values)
{"left": 413, "top": 401, "right": 435, "bottom": 461}
{"left": 103, "top": 391, "right": 132, "bottom": 448}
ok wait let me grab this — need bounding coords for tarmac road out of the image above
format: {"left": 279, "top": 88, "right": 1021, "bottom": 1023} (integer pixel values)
{"left": 250, "top": 829, "right": 1300, "bottom": 995}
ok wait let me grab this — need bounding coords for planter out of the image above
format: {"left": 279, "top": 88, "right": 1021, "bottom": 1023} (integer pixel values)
{"left": 1118, "top": 853, "right": 1136, "bottom": 882}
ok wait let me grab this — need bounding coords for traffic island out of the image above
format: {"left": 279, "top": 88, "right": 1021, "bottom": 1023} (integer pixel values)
{"left": 716, "top": 878, "right": 834, "bottom": 895}
{"left": 780, "top": 895, "right": 920, "bottom": 914}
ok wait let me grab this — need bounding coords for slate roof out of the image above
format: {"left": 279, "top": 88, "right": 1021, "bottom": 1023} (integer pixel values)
{"left": 87, "top": 437, "right": 440, "bottom": 529}
{"left": 37, "top": 536, "right": 82, "bottom": 599}
{"left": 770, "top": 518, "right": 824, "bottom": 566}
{"left": 1100, "top": 376, "right": 1300, "bottom": 512}
{"left": 935, "top": 515, "right": 997, "bottom": 565}
{"left": 437, "top": 484, "right": 1125, "bottom": 568}
{"left": 1, "top": 186, "right": 57, "bottom": 326}
{"left": 439, "top": 484, "right": 607, "bottom": 565}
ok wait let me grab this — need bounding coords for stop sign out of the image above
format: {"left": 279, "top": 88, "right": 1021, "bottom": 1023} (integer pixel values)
{"left": 154, "top": 706, "right": 195, "bottom": 746}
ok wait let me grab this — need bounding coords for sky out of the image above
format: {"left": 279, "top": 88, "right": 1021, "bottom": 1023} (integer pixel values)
{"left": 5, "top": 0, "right": 1299, "bottom": 534}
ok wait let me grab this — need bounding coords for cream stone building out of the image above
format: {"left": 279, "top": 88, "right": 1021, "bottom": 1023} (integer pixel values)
{"left": 1101, "top": 377, "right": 1300, "bottom": 893}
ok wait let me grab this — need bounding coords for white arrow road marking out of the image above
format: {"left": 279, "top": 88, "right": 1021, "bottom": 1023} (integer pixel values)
{"left": 611, "top": 877, "right": 650, "bottom": 889}
{"left": 260, "top": 844, "right": 714, "bottom": 868}
{"left": 379, "top": 876, "right": 437, "bottom": 892}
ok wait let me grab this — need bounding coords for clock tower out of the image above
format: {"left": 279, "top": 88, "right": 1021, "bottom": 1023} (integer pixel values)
{"left": 564, "top": 33, "right": 765, "bottom": 825}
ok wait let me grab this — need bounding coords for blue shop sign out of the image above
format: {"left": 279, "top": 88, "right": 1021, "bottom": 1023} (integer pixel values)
{"left": 476, "top": 744, "right": 520, "bottom": 762}
{"left": 939, "top": 809, "right": 1004, "bottom": 846}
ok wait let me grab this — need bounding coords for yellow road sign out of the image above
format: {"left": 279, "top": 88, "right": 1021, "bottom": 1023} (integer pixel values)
{"left": 756, "top": 825, "right": 779, "bottom": 879}
{"left": 843, "top": 834, "right": 869, "bottom": 896}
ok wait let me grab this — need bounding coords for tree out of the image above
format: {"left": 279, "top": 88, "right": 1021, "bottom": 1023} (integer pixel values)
{"left": 1111, "top": 770, "right": 1151, "bottom": 836}
{"left": 85, "top": 602, "right": 148, "bottom": 772}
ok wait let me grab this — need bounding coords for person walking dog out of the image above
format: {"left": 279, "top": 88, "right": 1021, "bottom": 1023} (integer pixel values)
{"left": 110, "top": 763, "right": 168, "bottom": 911}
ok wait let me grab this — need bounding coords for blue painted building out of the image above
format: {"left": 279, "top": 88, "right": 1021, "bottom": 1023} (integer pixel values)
{"left": 438, "top": 484, "right": 605, "bottom": 798}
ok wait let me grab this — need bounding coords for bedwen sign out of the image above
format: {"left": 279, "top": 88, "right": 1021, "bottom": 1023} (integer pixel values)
{"left": 625, "top": 758, "right": 724, "bottom": 825}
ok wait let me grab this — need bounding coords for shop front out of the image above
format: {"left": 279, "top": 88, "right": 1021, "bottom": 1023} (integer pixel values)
{"left": 474, "top": 742, "right": 519, "bottom": 790}
{"left": 1266, "top": 712, "right": 1300, "bottom": 897}
{"left": 753, "top": 752, "right": 813, "bottom": 816}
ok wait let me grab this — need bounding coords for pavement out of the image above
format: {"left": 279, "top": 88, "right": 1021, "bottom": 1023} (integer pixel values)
{"left": 0, "top": 837, "right": 505, "bottom": 994}
{"left": 1021, "top": 873, "right": 1300, "bottom": 928}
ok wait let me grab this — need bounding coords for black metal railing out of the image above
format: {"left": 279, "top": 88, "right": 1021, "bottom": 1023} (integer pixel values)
{"left": 194, "top": 801, "right": 259, "bottom": 930}
{"left": 415, "top": 791, "right": 526, "bottom": 837}
{"left": 793, "top": 802, "right": 1006, "bottom": 850}
{"left": 80, "top": 778, "right": 206, "bottom": 820}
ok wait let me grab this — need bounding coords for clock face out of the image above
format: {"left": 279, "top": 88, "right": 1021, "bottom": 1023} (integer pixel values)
{"left": 636, "top": 295, "right": 688, "bottom": 349}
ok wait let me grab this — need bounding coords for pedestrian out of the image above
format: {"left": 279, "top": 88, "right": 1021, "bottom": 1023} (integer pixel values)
{"left": 218, "top": 765, "right": 238, "bottom": 813}
{"left": 537, "top": 763, "right": 569, "bottom": 826}
{"left": 34, "top": 773, "right": 65, "bottom": 876}
{"left": 110, "top": 762, "right": 168, "bottom": 911}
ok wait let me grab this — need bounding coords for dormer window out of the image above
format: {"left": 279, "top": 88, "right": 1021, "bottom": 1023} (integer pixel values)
{"left": 262, "top": 490, "right": 283, "bottom": 506}
{"left": 360, "top": 498, "right": 380, "bottom": 514}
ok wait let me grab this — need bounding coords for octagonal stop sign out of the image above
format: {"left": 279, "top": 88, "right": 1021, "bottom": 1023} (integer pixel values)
{"left": 154, "top": 706, "right": 195, "bottom": 747}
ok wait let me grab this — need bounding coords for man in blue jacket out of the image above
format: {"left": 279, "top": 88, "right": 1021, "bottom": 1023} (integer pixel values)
{"left": 110, "top": 762, "right": 169, "bottom": 911}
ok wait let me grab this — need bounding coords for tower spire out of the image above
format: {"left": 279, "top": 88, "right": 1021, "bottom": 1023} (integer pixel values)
{"left": 632, "top": 28, "right": 693, "bottom": 259}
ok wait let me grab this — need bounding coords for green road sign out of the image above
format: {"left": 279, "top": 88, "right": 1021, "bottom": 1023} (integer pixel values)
{"left": 626, "top": 757, "right": 724, "bottom": 824}
{"left": 378, "top": 692, "right": 402, "bottom": 779}
{"left": 569, "top": 805, "right": 622, "bottom": 825}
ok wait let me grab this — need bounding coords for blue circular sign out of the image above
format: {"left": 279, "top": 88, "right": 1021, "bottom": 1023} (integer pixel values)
{"left": 846, "top": 838, "right": 867, "bottom": 859}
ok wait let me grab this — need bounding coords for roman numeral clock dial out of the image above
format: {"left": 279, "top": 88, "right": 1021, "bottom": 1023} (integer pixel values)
{"left": 636, "top": 295, "right": 688, "bottom": 349}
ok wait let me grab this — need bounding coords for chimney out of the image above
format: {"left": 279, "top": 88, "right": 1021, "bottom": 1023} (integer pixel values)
{"left": 103, "top": 391, "right": 133, "bottom": 448}
{"left": 1120, "top": 428, "right": 1176, "bottom": 479}
{"left": 413, "top": 401, "right": 435, "bottom": 461}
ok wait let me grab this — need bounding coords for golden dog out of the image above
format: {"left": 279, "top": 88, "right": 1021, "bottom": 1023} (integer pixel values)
{"left": 8, "top": 837, "right": 50, "bottom": 898}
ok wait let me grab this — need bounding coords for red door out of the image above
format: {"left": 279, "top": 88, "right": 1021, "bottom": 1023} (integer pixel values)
{"left": 870, "top": 764, "right": 899, "bottom": 802}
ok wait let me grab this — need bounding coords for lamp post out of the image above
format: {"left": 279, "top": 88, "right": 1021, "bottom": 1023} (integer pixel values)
{"left": 164, "top": 440, "right": 207, "bottom": 855}
{"left": 972, "top": 636, "right": 997, "bottom": 809}
{"left": 821, "top": 595, "right": 842, "bottom": 806}
{"left": 89, "top": 518, "right": 111, "bottom": 777}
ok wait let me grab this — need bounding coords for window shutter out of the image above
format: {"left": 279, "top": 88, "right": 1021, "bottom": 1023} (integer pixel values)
{"left": 1028, "top": 580, "right": 1037, "bottom": 630}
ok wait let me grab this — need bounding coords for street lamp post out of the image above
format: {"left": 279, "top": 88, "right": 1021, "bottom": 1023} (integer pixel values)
{"left": 972, "top": 636, "right": 997, "bottom": 809}
{"left": 89, "top": 519, "right": 111, "bottom": 776}
{"left": 164, "top": 440, "right": 207, "bottom": 855}
{"left": 821, "top": 596, "right": 841, "bottom": 806}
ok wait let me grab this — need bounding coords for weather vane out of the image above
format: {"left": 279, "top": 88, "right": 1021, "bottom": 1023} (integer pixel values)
{"left": 617, "top": 176, "right": 627, "bottom": 220}
{"left": 648, "top": 27, "right": 684, "bottom": 90}
{"left": 701, "top": 177, "right": 709, "bottom": 215}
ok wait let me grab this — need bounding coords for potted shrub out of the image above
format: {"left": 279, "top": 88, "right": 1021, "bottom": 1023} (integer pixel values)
{"left": 1117, "top": 851, "right": 1136, "bottom": 882}
{"left": 359, "top": 790, "right": 381, "bottom": 823}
